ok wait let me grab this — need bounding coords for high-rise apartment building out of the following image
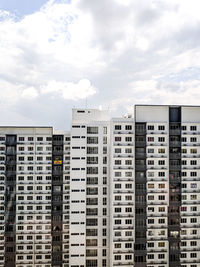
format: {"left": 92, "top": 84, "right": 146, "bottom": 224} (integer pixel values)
{"left": 0, "top": 127, "right": 70, "bottom": 267}
{"left": 0, "top": 105, "right": 200, "bottom": 267}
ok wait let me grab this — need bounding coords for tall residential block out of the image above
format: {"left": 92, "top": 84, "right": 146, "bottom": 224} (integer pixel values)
{"left": 0, "top": 105, "right": 199, "bottom": 267}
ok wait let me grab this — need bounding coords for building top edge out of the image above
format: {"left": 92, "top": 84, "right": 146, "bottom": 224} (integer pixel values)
{"left": 0, "top": 126, "right": 53, "bottom": 129}
{"left": 135, "top": 104, "right": 200, "bottom": 107}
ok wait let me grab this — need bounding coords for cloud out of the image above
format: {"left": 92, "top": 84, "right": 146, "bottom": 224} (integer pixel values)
{"left": 41, "top": 79, "right": 97, "bottom": 100}
{"left": 0, "top": 0, "right": 200, "bottom": 129}
{"left": 22, "top": 87, "right": 39, "bottom": 99}
{"left": 109, "top": 79, "right": 200, "bottom": 117}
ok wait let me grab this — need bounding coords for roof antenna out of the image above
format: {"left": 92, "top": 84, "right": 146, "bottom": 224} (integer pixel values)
{"left": 85, "top": 97, "right": 88, "bottom": 109}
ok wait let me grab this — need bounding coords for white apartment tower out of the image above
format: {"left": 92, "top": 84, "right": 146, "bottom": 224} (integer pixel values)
{"left": 69, "top": 109, "right": 110, "bottom": 267}
{"left": 0, "top": 105, "right": 200, "bottom": 267}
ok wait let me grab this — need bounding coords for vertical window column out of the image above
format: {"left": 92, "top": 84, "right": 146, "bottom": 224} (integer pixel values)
{"left": 134, "top": 123, "right": 147, "bottom": 266}
{"left": 168, "top": 107, "right": 181, "bottom": 267}
{"left": 52, "top": 135, "right": 64, "bottom": 267}
{"left": 5, "top": 135, "right": 17, "bottom": 267}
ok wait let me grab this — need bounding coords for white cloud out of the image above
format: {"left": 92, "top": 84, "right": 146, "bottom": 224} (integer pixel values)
{"left": 22, "top": 87, "right": 39, "bottom": 99}
{"left": 110, "top": 79, "right": 200, "bottom": 115}
{"left": 0, "top": 0, "right": 200, "bottom": 128}
{"left": 40, "top": 79, "right": 97, "bottom": 100}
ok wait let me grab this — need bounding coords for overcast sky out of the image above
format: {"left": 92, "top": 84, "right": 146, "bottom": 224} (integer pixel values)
{"left": 0, "top": 0, "right": 200, "bottom": 130}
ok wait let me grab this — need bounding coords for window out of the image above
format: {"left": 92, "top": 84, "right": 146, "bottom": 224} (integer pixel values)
{"left": 159, "top": 207, "right": 165, "bottom": 212}
{"left": 191, "top": 206, "right": 197, "bottom": 212}
{"left": 115, "top": 125, "right": 121, "bottom": 130}
{"left": 103, "top": 127, "right": 107, "bottom": 134}
{"left": 125, "top": 255, "right": 132, "bottom": 260}
{"left": 87, "top": 137, "right": 98, "bottom": 144}
{"left": 87, "top": 167, "right": 98, "bottom": 174}
{"left": 148, "top": 219, "right": 154, "bottom": 224}
{"left": 190, "top": 241, "right": 197, "bottom": 246}
{"left": 87, "top": 157, "right": 98, "bottom": 164}
{"left": 190, "top": 149, "right": 197, "bottom": 154}
{"left": 148, "top": 172, "right": 154, "bottom": 177}
{"left": 115, "top": 255, "right": 121, "bottom": 260}
{"left": 115, "top": 148, "right": 121, "bottom": 153}
{"left": 158, "top": 148, "right": 165, "bottom": 153}
{"left": 158, "top": 254, "right": 165, "bottom": 259}
{"left": 158, "top": 137, "right": 165, "bottom": 142}
{"left": 148, "top": 125, "right": 154, "bottom": 130}
{"left": 148, "top": 137, "right": 154, "bottom": 142}
{"left": 87, "top": 147, "right": 98, "bottom": 154}
{"left": 148, "top": 242, "right": 154, "bottom": 247}
{"left": 182, "top": 160, "right": 187, "bottom": 165}
{"left": 190, "top": 195, "right": 197, "bottom": 200}
{"left": 158, "top": 125, "right": 165, "bottom": 130}
{"left": 190, "top": 126, "right": 197, "bottom": 131}
{"left": 158, "top": 184, "right": 165, "bottom": 188}
{"left": 115, "top": 172, "right": 121, "bottom": 177}
{"left": 125, "top": 125, "right": 132, "bottom": 130}
{"left": 87, "top": 127, "right": 98, "bottom": 134}
{"left": 191, "top": 183, "right": 197, "bottom": 188}
{"left": 115, "top": 195, "right": 121, "bottom": 201}
{"left": 148, "top": 255, "right": 154, "bottom": 259}
{"left": 190, "top": 218, "right": 197, "bottom": 223}
{"left": 181, "top": 253, "right": 187, "bottom": 258}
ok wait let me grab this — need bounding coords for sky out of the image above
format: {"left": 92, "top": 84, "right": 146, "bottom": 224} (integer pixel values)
{"left": 1, "top": 0, "right": 200, "bottom": 130}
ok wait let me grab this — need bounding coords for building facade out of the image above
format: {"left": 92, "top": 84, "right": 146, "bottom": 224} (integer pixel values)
{"left": 0, "top": 105, "right": 200, "bottom": 267}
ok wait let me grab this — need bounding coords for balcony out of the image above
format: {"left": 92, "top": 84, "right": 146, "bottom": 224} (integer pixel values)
{"left": 169, "top": 141, "right": 181, "bottom": 147}
{"left": 6, "top": 151, "right": 16, "bottom": 155}
{"left": 169, "top": 129, "right": 181, "bottom": 135}
{"left": 169, "top": 165, "right": 181, "bottom": 171}
{"left": 135, "top": 129, "right": 146, "bottom": 135}
{"left": 170, "top": 153, "right": 181, "bottom": 159}
{"left": 135, "top": 165, "right": 146, "bottom": 171}
{"left": 135, "top": 153, "right": 146, "bottom": 158}
{"left": 52, "top": 151, "right": 63, "bottom": 155}
{"left": 6, "top": 171, "right": 16, "bottom": 176}
{"left": 5, "top": 160, "right": 16, "bottom": 165}
{"left": 52, "top": 170, "right": 63, "bottom": 175}
{"left": 5, "top": 140, "right": 17, "bottom": 145}
{"left": 135, "top": 141, "right": 146, "bottom": 147}
{"left": 52, "top": 141, "right": 63, "bottom": 146}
